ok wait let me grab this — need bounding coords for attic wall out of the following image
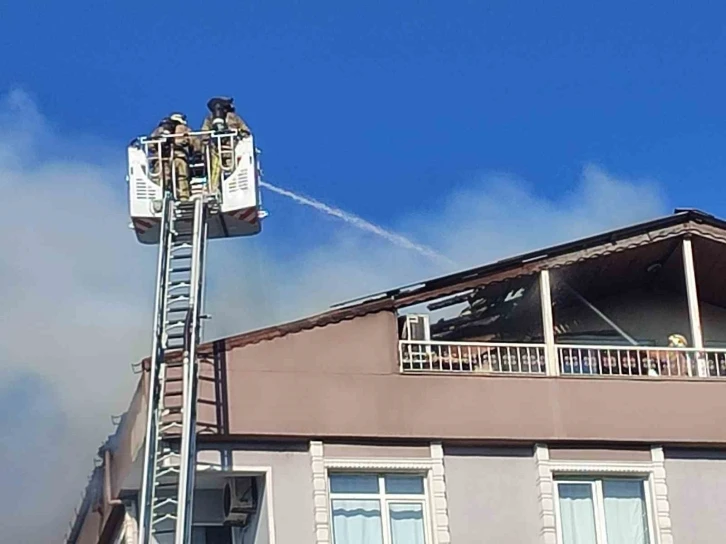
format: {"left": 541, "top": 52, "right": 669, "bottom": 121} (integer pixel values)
{"left": 217, "top": 309, "right": 726, "bottom": 444}
{"left": 74, "top": 509, "right": 102, "bottom": 544}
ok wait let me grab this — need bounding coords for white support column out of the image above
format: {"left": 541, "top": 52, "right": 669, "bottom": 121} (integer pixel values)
{"left": 540, "top": 270, "right": 558, "bottom": 375}
{"left": 682, "top": 237, "right": 707, "bottom": 376}
{"left": 534, "top": 444, "right": 557, "bottom": 544}
{"left": 310, "top": 441, "right": 331, "bottom": 544}
{"left": 430, "top": 443, "right": 452, "bottom": 544}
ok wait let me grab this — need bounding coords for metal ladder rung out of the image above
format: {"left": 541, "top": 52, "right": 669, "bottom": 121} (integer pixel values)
{"left": 159, "top": 421, "right": 182, "bottom": 432}
{"left": 152, "top": 514, "right": 177, "bottom": 525}
{"left": 165, "top": 321, "right": 186, "bottom": 329}
{"left": 154, "top": 497, "right": 178, "bottom": 508}
{"left": 156, "top": 466, "right": 180, "bottom": 479}
{"left": 168, "top": 282, "right": 191, "bottom": 290}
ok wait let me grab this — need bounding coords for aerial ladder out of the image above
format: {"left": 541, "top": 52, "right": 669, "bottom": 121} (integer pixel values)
{"left": 127, "top": 124, "right": 264, "bottom": 544}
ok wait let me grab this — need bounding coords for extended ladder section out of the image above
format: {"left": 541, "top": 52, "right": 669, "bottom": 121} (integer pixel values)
{"left": 138, "top": 193, "right": 208, "bottom": 544}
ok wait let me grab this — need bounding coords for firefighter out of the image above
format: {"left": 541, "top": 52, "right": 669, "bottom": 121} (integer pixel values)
{"left": 668, "top": 334, "right": 688, "bottom": 348}
{"left": 148, "top": 117, "right": 175, "bottom": 185}
{"left": 665, "top": 333, "right": 691, "bottom": 376}
{"left": 150, "top": 113, "right": 199, "bottom": 200}
{"left": 201, "top": 96, "right": 251, "bottom": 134}
{"left": 201, "top": 97, "right": 251, "bottom": 195}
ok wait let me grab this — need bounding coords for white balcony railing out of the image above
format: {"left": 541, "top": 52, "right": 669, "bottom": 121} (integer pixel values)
{"left": 557, "top": 345, "right": 726, "bottom": 378}
{"left": 399, "top": 340, "right": 726, "bottom": 378}
{"left": 399, "top": 340, "right": 547, "bottom": 374}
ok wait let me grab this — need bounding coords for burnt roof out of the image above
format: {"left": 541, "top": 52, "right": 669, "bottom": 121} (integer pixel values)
{"left": 334, "top": 208, "right": 725, "bottom": 308}
{"left": 152, "top": 208, "right": 726, "bottom": 358}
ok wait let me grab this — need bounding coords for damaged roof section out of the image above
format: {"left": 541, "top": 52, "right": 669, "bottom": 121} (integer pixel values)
{"left": 205, "top": 208, "right": 726, "bottom": 351}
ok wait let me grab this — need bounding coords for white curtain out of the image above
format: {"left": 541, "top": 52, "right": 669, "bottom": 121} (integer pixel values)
{"left": 558, "top": 483, "right": 597, "bottom": 544}
{"left": 389, "top": 503, "right": 425, "bottom": 544}
{"left": 332, "top": 499, "right": 384, "bottom": 544}
{"left": 603, "top": 480, "right": 649, "bottom": 544}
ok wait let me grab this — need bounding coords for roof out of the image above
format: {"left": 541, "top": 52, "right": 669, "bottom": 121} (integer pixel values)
{"left": 334, "top": 208, "right": 726, "bottom": 307}
{"left": 196, "top": 207, "right": 726, "bottom": 352}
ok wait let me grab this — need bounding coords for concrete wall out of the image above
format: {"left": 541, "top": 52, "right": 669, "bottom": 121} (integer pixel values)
{"left": 216, "top": 310, "right": 726, "bottom": 445}
{"left": 75, "top": 510, "right": 102, "bottom": 544}
{"left": 231, "top": 448, "right": 316, "bottom": 544}
{"left": 444, "top": 447, "right": 541, "bottom": 544}
{"left": 665, "top": 449, "right": 726, "bottom": 544}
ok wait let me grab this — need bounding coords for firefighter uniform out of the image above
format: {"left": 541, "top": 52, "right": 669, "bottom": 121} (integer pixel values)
{"left": 201, "top": 97, "right": 251, "bottom": 194}
{"left": 150, "top": 113, "right": 199, "bottom": 199}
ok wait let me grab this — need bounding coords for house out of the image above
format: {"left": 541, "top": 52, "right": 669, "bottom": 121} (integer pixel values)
{"left": 67, "top": 208, "right": 726, "bottom": 544}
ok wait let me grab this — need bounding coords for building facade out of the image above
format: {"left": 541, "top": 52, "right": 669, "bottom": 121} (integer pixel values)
{"left": 67, "top": 209, "right": 726, "bottom": 544}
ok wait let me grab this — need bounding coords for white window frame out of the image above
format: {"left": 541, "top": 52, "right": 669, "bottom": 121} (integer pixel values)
{"left": 535, "top": 445, "right": 673, "bottom": 544}
{"left": 552, "top": 475, "right": 656, "bottom": 544}
{"left": 327, "top": 471, "right": 433, "bottom": 544}
{"left": 311, "top": 442, "right": 450, "bottom": 544}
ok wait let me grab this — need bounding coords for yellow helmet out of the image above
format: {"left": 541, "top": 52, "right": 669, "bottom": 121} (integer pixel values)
{"left": 668, "top": 334, "right": 687, "bottom": 347}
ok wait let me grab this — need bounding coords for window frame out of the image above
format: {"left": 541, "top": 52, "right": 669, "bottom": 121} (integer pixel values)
{"left": 553, "top": 475, "right": 656, "bottom": 544}
{"left": 327, "top": 471, "right": 433, "bottom": 544}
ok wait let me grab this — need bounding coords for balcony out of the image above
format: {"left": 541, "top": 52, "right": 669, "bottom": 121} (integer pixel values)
{"left": 399, "top": 340, "right": 547, "bottom": 374}
{"left": 394, "top": 230, "right": 726, "bottom": 381}
{"left": 399, "top": 339, "right": 726, "bottom": 378}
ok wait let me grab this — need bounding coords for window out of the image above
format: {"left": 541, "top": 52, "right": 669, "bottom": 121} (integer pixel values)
{"left": 555, "top": 477, "right": 652, "bottom": 544}
{"left": 329, "top": 473, "right": 429, "bottom": 544}
{"left": 191, "top": 526, "right": 233, "bottom": 544}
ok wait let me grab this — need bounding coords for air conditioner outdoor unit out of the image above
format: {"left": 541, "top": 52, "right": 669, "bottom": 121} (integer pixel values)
{"left": 403, "top": 314, "right": 431, "bottom": 341}
{"left": 223, "top": 477, "right": 258, "bottom": 527}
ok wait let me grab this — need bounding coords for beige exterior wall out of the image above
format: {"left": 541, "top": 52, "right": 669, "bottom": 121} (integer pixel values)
{"left": 230, "top": 448, "right": 316, "bottom": 544}
{"left": 74, "top": 510, "right": 102, "bottom": 544}
{"left": 219, "top": 311, "right": 726, "bottom": 444}
{"left": 665, "top": 449, "right": 726, "bottom": 544}
{"left": 444, "top": 447, "right": 541, "bottom": 543}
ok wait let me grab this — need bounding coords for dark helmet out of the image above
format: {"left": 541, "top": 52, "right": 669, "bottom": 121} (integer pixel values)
{"left": 207, "top": 96, "right": 234, "bottom": 114}
{"left": 158, "top": 117, "right": 176, "bottom": 133}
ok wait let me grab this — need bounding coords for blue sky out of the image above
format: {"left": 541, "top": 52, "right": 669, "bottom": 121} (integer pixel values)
{"left": 2, "top": 1, "right": 725, "bottom": 220}
{"left": 0, "top": 1, "right": 724, "bottom": 540}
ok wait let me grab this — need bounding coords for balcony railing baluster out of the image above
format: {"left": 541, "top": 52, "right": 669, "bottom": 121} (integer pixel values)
{"left": 399, "top": 340, "right": 726, "bottom": 378}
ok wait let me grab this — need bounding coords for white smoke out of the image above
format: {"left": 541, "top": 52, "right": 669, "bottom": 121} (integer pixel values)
{"left": 259, "top": 180, "right": 456, "bottom": 267}
{"left": 0, "top": 90, "right": 668, "bottom": 541}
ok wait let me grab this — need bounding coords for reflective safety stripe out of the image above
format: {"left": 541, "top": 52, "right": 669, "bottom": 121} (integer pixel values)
{"left": 230, "top": 208, "right": 258, "bottom": 224}
{"left": 134, "top": 218, "right": 160, "bottom": 233}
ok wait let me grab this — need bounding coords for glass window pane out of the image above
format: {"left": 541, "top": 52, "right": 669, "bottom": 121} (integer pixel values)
{"left": 558, "top": 483, "right": 598, "bottom": 544}
{"left": 603, "top": 479, "right": 650, "bottom": 544}
{"left": 389, "top": 503, "right": 426, "bottom": 544}
{"left": 330, "top": 474, "right": 380, "bottom": 494}
{"left": 191, "top": 527, "right": 207, "bottom": 544}
{"left": 331, "top": 499, "right": 384, "bottom": 544}
{"left": 204, "top": 526, "right": 233, "bottom": 544}
{"left": 385, "top": 474, "right": 425, "bottom": 495}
